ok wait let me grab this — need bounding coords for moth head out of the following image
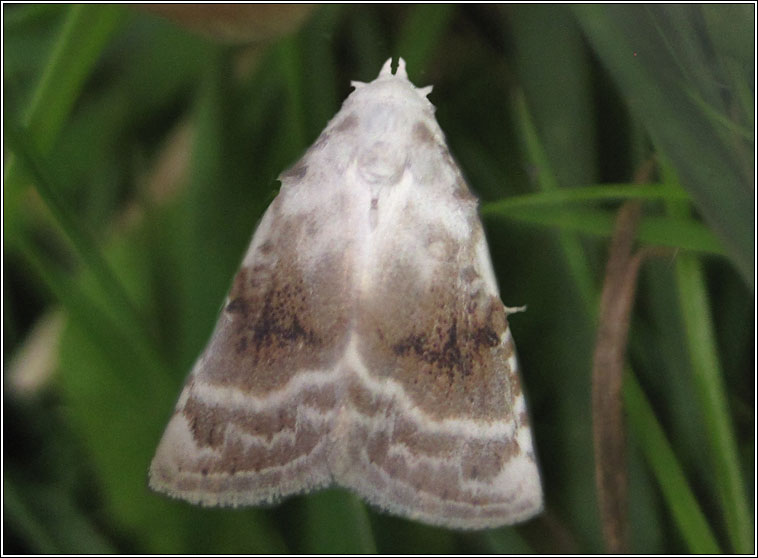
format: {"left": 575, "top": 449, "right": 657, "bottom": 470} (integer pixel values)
{"left": 348, "top": 57, "right": 434, "bottom": 115}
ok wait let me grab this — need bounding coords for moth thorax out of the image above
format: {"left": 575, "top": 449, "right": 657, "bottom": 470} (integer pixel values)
{"left": 357, "top": 140, "right": 407, "bottom": 186}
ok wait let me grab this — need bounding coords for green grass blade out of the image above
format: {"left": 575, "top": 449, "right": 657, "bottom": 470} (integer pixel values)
{"left": 509, "top": 4, "right": 597, "bottom": 190}
{"left": 4, "top": 5, "right": 126, "bottom": 197}
{"left": 3, "top": 479, "right": 60, "bottom": 554}
{"left": 484, "top": 204, "right": 726, "bottom": 256}
{"left": 674, "top": 256, "right": 753, "bottom": 553}
{"left": 6, "top": 124, "right": 148, "bottom": 339}
{"left": 623, "top": 373, "right": 722, "bottom": 553}
{"left": 684, "top": 87, "right": 753, "bottom": 141}
{"left": 511, "top": 88, "right": 596, "bottom": 308}
{"left": 3, "top": 473, "right": 119, "bottom": 553}
{"left": 662, "top": 161, "right": 753, "bottom": 553}
{"left": 481, "top": 183, "right": 690, "bottom": 210}
{"left": 5, "top": 123, "right": 171, "bottom": 390}
{"left": 299, "top": 5, "right": 343, "bottom": 136}
{"left": 277, "top": 35, "right": 307, "bottom": 153}
{"left": 22, "top": 5, "right": 126, "bottom": 151}
{"left": 7, "top": 233, "right": 170, "bottom": 398}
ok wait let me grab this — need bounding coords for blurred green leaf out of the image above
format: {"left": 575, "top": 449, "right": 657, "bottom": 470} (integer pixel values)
{"left": 4, "top": 5, "right": 126, "bottom": 216}
{"left": 3, "top": 477, "right": 117, "bottom": 554}
{"left": 509, "top": 4, "right": 598, "bottom": 189}
{"left": 482, "top": 183, "right": 691, "bottom": 208}
{"left": 573, "top": 4, "right": 754, "bottom": 289}
{"left": 510, "top": 87, "right": 597, "bottom": 310}
{"left": 396, "top": 4, "right": 456, "bottom": 76}
{"left": 661, "top": 154, "right": 753, "bottom": 554}
{"left": 5, "top": 122, "right": 161, "bottom": 370}
{"left": 299, "top": 491, "right": 376, "bottom": 553}
{"left": 485, "top": 204, "right": 726, "bottom": 256}
{"left": 623, "top": 373, "right": 722, "bottom": 553}
{"left": 672, "top": 255, "right": 753, "bottom": 553}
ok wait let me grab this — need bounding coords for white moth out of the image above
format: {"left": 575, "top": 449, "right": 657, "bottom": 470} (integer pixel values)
{"left": 150, "top": 58, "right": 543, "bottom": 529}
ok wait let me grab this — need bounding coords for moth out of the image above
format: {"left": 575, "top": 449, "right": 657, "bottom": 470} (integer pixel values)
{"left": 150, "top": 58, "right": 543, "bottom": 529}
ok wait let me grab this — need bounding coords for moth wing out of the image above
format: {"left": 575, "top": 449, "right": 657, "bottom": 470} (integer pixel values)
{"left": 149, "top": 141, "right": 362, "bottom": 506}
{"left": 330, "top": 121, "right": 543, "bottom": 529}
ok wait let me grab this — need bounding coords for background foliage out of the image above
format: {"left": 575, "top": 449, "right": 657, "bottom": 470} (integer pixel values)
{"left": 3, "top": 4, "right": 754, "bottom": 553}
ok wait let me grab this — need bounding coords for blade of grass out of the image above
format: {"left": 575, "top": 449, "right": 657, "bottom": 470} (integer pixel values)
{"left": 7, "top": 234, "right": 171, "bottom": 397}
{"left": 484, "top": 204, "right": 726, "bottom": 257}
{"left": 509, "top": 4, "right": 597, "bottom": 190}
{"left": 5, "top": 123, "right": 171, "bottom": 388}
{"left": 673, "top": 256, "right": 752, "bottom": 553}
{"left": 623, "top": 372, "right": 722, "bottom": 553}
{"left": 481, "top": 183, "right": 690, "bottom": 210}
{"left": 3, "top": 479, "right": 60, "bottom": 554}
{"left": 22, "top": 5, "right": 126, "bottom": 152}
{"left": 662, "top": 161, "right": 752, "bottom": 553}
{"left": 299, "top": 5, "right": 343, "bottom": 136}
{"left": 511, "top": 88, "right": 596, "bottom": 308}
{"left": 684, "top": 88, "right": 753, "bottom": 142}
{"left": 6, "top": 124, "right": 144, "bottom": 336}
{"left": 277, "top": 34, "right": 307, "bottom": 153}
{"left": 4, "top": 5, "right": 126, "bottom": 202}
